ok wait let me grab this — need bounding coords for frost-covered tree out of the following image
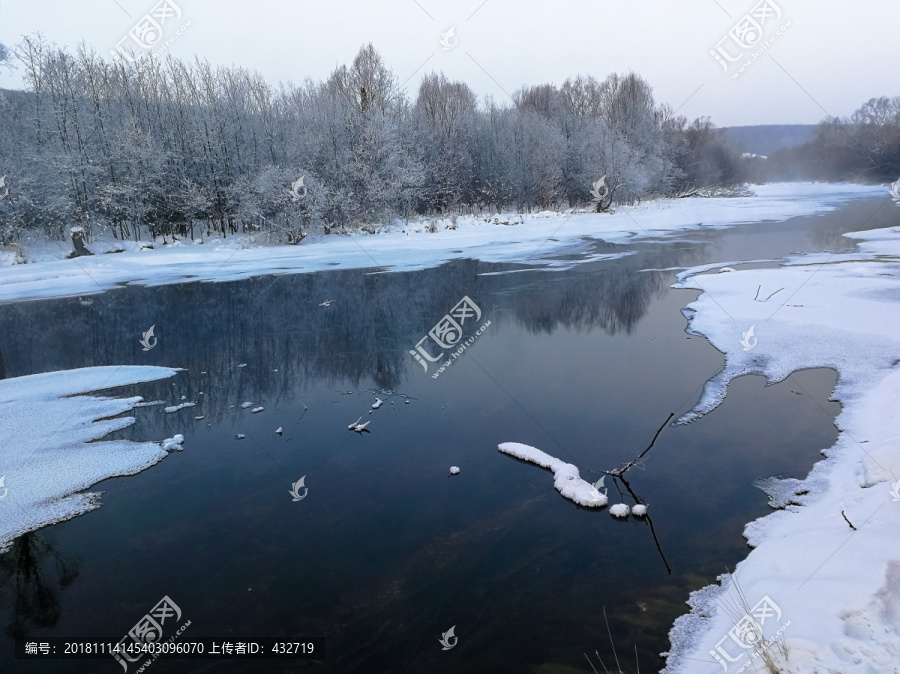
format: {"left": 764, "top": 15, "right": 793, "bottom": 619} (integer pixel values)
{"left": 0, "top": 36, "right": 755, "bottom": 245}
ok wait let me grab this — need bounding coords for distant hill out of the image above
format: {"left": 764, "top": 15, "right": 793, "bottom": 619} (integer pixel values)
{"left": 721, "top": 124, "right": 817, "bottom": 156}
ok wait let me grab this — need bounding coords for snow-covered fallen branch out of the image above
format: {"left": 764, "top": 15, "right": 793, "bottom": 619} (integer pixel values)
{"left": 498, "top": 442, "right": 607, "bottom": 507}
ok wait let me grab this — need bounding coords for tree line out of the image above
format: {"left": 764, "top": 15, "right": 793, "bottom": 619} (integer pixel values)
{"left": 748, "top": 96, "right": 900, "bottom": 183}
{"left": 0, "top": 37, "right": 745, "bottom": 246}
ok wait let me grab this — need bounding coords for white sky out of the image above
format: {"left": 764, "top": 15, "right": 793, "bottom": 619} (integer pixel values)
{"left": 0, "top": 0, "right": 896, "bottom": 127}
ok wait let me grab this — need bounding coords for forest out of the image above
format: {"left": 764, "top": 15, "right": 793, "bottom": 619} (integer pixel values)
{"left": 756, "top": 95, "right": 900, "bottom": 183}
{"left": 0, "top": 37, "right": 896, "bottom": 249}
{"left": 0, "top": 38, "right": 744, "bottom": 246}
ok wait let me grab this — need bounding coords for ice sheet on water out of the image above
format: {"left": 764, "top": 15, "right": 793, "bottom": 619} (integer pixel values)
{"left": 0, "top": 365, "right": 180, "bottom": 551}
{"left": 664, "top": 225, "right": 900, "bottom": 673}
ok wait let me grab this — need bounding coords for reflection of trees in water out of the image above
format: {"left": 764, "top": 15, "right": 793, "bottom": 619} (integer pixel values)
{"left": 0, "top": 533, "right": 79, "bottom": 640}
{"left": 0, "top": 242, "right": 705, "bottom": 424}
{"left": 804, "top": 197, "right": 898, "bottom": 253}
{"left": 510, "top": 246, "right": 704, "bottom": 336}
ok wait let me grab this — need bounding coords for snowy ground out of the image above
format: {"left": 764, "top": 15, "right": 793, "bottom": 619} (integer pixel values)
{"left": 0, "top": 183, "right": 884, "bottom": 304}
{"left": 0, "top": 366, "right": 181, "bottom": 551}
{"left": 663, "top": 224, "right": 900, "bottom": 673}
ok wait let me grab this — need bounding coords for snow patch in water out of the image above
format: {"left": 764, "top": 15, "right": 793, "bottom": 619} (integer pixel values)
{"left": 0, "top": 365, "right": 180, "bottom": 551}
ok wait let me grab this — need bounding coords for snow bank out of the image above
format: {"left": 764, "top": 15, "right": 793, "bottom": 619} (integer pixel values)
{"left": 498, "top": 442, "right": 608, "bottom": 507}
{"left": 664, "top": 225, "right": 900, "bottom": 673}
{"left": 0, "top": 183, "right": 882, "bottom": 304}
{"left": 0, "top": 365, "right": 180, "bottom": 551}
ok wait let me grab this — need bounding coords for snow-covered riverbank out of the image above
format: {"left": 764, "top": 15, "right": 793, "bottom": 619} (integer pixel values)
{"left": 0, "top": 183, "right": 883, "bottom": 304}
{"left": 664, "top": 223, "right": 900, "bottom": 673}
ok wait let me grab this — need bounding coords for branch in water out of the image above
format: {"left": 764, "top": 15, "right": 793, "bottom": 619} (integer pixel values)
{"left": 608, "top": 412, "right": 674, "bottom": 477}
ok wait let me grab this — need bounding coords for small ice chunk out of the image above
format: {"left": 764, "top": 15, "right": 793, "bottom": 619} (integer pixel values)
{"left": 450, "top": 466, "right": 460, "bottom": 475}
{"left": 610, "top": 504, "right": 630, "bottom": 518}
{"left": 235, "top": 434, "right": 245, "bottom": 439}
{"left": 275, "top": 427, "right": 283, "bottom": 435}
{"left": 164, "top": 401, "right": 196, "bottom": 413}
{"left": 240, "top": 402, "right": 253, "bottom": 409}
{"left": 133, "top": 399, "right": 166, "bottom": 408}
{"left": 372, "top": 398, "right": 383, "bottom": 409}
{"left": 237, "top": 363, "right": 247, "bottom": 368}
{"left": 194, "top": 416, "right": 204, "bottom": 420}
{"left": 632, "top": 504, "right": 648, "bottom": 517}
{"left": 161, "top": 435, "right": 184, "bottom": 452}
{"left": 251, "top": 407, "right": 264, "bottom": 413}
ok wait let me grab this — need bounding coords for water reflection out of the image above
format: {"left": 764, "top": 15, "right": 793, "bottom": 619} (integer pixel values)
{"left": 0, "top": 533, "right": 79, "bottom": 640}
{"left": 0, "top": 244, "right": 703, "bottom": 405}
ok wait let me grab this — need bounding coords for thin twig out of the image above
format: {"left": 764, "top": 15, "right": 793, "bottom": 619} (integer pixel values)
{"left": 754, "top": 285, "right": 761, "bottom": 301}
{"left": 608, "top": 413, "right": 674, "bottom": 477}
{"left": 583, "top": 653, "right": 600, "bottom": 674}
{"left": 603, "top": 606, "right": 622, "bottom": 673}
{"left": 644, "top": 512, "right": 673, "bottom": 576}
{"left": 610, "top": 474, "right": 672, "bottom": 574}
{"left": 765, "top": 287, "right": 785, "bottom": 301}
{"left": 841, "top": 510, "right": 857, "bottom": 531}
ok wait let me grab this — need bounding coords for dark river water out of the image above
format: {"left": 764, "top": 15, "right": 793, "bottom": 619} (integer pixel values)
{"left": 0, "top": 196, "right": 894, "bottom": 674}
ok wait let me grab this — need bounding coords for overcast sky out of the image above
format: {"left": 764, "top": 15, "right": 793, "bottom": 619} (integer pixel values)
{"left": 0, "top": 0, "right": 895, "bottom": 127}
